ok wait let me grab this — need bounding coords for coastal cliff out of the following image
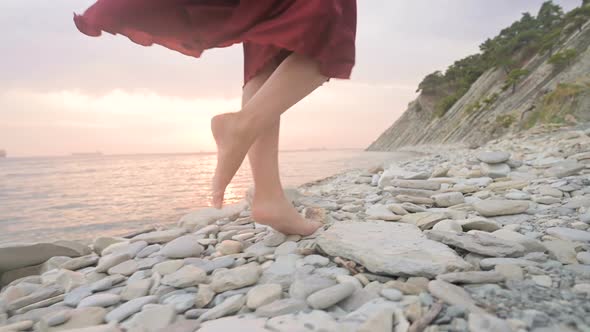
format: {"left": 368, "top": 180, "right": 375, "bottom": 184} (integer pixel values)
{"left": 369, "top": 3, "right": 590, "bottom": 150}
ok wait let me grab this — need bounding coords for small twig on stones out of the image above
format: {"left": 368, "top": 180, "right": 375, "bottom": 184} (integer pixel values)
{"left": 408, "top": 300, "right": 444, "bottom": 332}
{"left": 334, "top": 256, "right": 360, "bottom": 274}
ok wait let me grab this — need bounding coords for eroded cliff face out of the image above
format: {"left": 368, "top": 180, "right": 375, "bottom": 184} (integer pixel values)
{"left": 368, "top": 23, "right": 590, "bottom": 151}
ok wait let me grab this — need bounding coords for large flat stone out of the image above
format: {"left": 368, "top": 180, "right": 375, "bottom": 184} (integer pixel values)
{"left": 365, "top": 204, "right": 401, "bottom": 221}
{"left": 476, "top": 151, "right": 510, "bottom": 164}
{"left": 544, "top": 161, "right": 584, "bottom": 178}
{"left": 258, "top": 255, "right": 298, "bottom": 290}
{"left": 425, "top": 230, "right": 526, "bottom": 257}
{"left": 546, "top": 227, "right": 590, "bottom": 242}
{"left": 491, "top": 229, "right": 545, "bottom": 253}
{"left": 473, "top": 200, "right": 529, "bottom": 217}
{"left": 0, "top": 242, "right": 88, "bottom": 273}
{"left": 399, "top": 212, "right": 448, "bottom": 230}
{"left": 130, "top": 229, "right": 186, "bottom": 244}
{"left": 391, "top": 180, "right": 441, "bottom": 191}
{"left": 7, "top": 286, "right": 64, "bottom": 312}
{"left": 210, "top": 263, "right": 262, "bottom": 293}
{"left": 486, "top": 181, "right": 528, "bottom": 192}
{"left": 317, "top": 221, "right": 471, "bottom": 278}
{"left": 198, "top": 315, "right": 269, "bottom": 332}
{"left": 378, "top": 167, "right": 419, "bottom": 188}
{"left": 436, "top": 271, "right": 505, "bottom": 284}
{"left": 266, "top": 311, "right": 341, "bottom": 332}
{"left": 43, "top": 307, "right": 107, "bottom": 332}
{"left": 543, "top": 240, "right": 578, "bottom": 264}
{"left": 480, "top": 163, "right": 510, "bottom": 179}
{"left": 198, "top": 294, "right": 246, "bottom": 322}
{"left": 121, "top": 304, "right": 176, "bottom": 331}
{"left": 428, "top": 280, "right": 486, "bottom": 314}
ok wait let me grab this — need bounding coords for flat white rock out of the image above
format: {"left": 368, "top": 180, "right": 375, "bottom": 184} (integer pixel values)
{"left": 160, "top": 235, "right": 204, "bottom": 258}
{"left": 161, "top": 265, "right": 207, "bottom": 288}
{"left": 266, "top": 310, "right": 342, "bottom": 332}
{"left": 122, "top": 304, "right": 176, "bottom": 332}
{"left": 476, "top": 151, "right": 510, "bottom": 164}
{"left": 131, "top": 229, "right": 186, "bottom": 244}
{"left": 428, "top": 280, "right": 486, "bottom": 314}
{"left": 247, "top": 284, "right": 282, "bottom": 309}
{"left": 198, "top": 315, "right": 269, "bottom": 332}
{"left": 198, "top": 294, "right": 246, "bottom": 322}
{"left": 317, "top": 221, "right": 471, "bottom": 278}
{"left": 432, "top": 192, "right": 465, "bottom": 207}
{"left": 480, "top": 163, "right": 510, "bottom": 179}
{"left": 365, "top": 204, "right": 401, "bottom": 221}
{"left": 425, "top": 230, "right": 525, "bottom": 257}
{"left": 77, "top": 293, "right": 121, "bottom": 308}
{"left": 210, "top": 263, "right": 262, "bottom": 293}
{"left": 105, "top": 295, "right": 158, "bottom": 323}
{"left": 546, "top": 227, "right": 590, "bottom": 242}
{"left": 306, "top": 283, "right": 356, "bottom": 309}
{"left": 473, "top": 200, "right": 529, "bottom": 217}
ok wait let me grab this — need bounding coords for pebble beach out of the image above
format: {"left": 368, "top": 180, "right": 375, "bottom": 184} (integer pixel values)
{"left": 1, "top": 124, "right": 590, "bottom": 332}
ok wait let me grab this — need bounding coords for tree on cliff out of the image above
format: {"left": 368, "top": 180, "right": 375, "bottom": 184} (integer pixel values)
{"left": 417, "top": 71, "right": 444, "bottom": 94}
{"left": 417, "top": 1, "right": 587, "bottom": 117}
{"left": 540, "top": 28, "right": 562, "bottom": 55}
{"left": 503, "top": 69, "right": 530, "bottom": 94}
{"left": 548, "top": 49, "right": 578, "bottom": 69}
{"left": 537, "top": 1, "right": 564, "bottom": 31}
{"left": 565, "top": 6, "right": 590, "bottom": 33}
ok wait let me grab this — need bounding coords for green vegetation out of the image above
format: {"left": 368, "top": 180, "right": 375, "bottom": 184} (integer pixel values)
{"left": 434, "top": 90, "right": 466, "bottom": 117}
{"left": 503, "top": 69, "right": 530, "bottom": 93}
{"left": 417, "top": 1, "right": 590, "bottom": 116}
{"left": 524, "top": 82, "right": 590, "bottom": 128}
{"left": 548, "top": 49, "right": 578, "bottom": 70}
{"left": 565, "top": 5, "right": 590, "bottom": 34}
{"left": 464, "top": 92, "right": 501, "bottom": 116}
{"left": 496, "top": 114, "right": 516, "bottom": 128}
{"left": 465, "top": 101, "right": 482, "bottom": 114}
{"left": 483, "top": 93, "right": 500, "bottom": 106}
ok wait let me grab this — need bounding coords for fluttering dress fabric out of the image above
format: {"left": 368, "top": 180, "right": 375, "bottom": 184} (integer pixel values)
{"left": 74, "top": 0, "right": 357, "bottom": 84}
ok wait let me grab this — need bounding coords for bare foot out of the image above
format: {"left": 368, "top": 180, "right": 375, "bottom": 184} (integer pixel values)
{"left": 210, "top": 112, "right": 254, "bottom": 208}
{"left": 252, "top": 195, "right": 322, "bottom": 236}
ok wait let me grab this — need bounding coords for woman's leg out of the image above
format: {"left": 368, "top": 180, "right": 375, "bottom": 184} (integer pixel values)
{"left": 211, "top": 52, "right": 327, "bottom": 210}
{"left": 241, "top": 63, "right": 322, "bottom": 236}
{"left": 241, "top": 65, "right": 281, "bottom": 199}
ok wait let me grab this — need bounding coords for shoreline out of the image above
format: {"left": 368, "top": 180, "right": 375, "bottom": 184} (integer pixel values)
{"left": 0, "top": 148, "right": 377, "bottom": 160}
{"left": 1, "top": 125, "right": 590, "bottom": 331}
{"left": 0, "top": 149, "right": 409, "bottom": 246}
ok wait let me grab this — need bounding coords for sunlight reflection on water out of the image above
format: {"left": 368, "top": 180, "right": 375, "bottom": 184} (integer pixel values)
{"left": 0, "top": 150, "right": 414, "bottom": 244}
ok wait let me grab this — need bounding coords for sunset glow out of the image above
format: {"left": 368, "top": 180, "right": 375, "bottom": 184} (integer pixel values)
{"left": 0, "top": 0, "right": 580, "bottom": 156}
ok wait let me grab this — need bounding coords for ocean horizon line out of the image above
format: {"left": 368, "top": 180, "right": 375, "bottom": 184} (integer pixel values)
{"left": 0, "top": 147, "right": 379, "bottom": 159}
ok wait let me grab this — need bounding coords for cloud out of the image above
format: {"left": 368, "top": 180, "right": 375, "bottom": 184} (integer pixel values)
{"left": 0, "top": 89, "right": 240, "bottom": 155}
{"left": 0, "top": 0, "right": 583, "bottom": 155}
{"left": 0, "top": 79, "right": 415, "bottom": 155}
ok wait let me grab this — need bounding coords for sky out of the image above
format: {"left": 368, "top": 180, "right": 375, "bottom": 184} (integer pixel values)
{"left": 0, "top": 0, "right": 581, "bottom": 156}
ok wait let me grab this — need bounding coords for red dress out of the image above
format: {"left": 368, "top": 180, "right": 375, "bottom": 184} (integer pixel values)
{"left": 74, "top": 0, "right": 356, "bottom": 84}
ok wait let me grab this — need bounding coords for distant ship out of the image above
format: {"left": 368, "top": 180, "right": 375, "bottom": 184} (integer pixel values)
{"left": 0, "top": 150, "right": 6, "bottom": 158}
{"left": 71, "top": 151, "right": 104, "bottom": 157}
